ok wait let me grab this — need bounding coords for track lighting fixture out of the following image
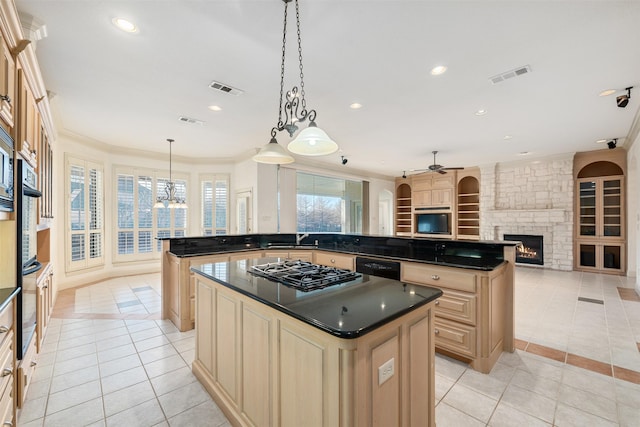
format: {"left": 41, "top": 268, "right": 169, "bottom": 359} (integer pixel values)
{"left": 402, "top": 171, "right": 407, "bottom": 179}
{"left": 616, "top": 87, "right": 632, "bottom": 108}
{"left": 607, "top": 138, "right": 617, "bottom": 149}
{"left": 341, "top": 156, "right": 348, "bottom": 165}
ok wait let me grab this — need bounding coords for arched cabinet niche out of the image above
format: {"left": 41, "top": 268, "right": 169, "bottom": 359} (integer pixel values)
{"left": 574, "top": 150, "right": 626, "bottom": 274}
{"left": 395, "top": 180, "right": 412, "bottom": 235}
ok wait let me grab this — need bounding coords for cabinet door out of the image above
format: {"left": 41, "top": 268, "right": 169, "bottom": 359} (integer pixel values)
{"left": 432, "top": 188, "right": 452, "bottom": 206}
{"left": 0, "top": 37, "right": 15, "bottom": 131}
{"left": 16, "top": 70, "right": 38, "bottom": 167}
{"left": 577, "top": 243, "right": 624, "bottom": 273}
{"left": 578, "top": 177, "right": 623, "bottom": 239}
{"left": 412, "top": 190, "right": 432, "bottom": 207}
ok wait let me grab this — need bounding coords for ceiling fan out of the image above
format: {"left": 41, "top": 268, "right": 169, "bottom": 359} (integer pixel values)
{"left": 410, "top": 151, "right": 464, "bottom": 175}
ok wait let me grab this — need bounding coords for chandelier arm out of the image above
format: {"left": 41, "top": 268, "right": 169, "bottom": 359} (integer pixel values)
{"left": 276, "top": 0, "right": 289, "bottom": 128}
{"left": 294, "top": 0, "right": 306, "bottom": 111}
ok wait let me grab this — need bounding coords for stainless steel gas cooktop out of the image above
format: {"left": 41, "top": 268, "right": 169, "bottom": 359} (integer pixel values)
{"left": 249, "top": 260, "right": 361, "bottom": 292}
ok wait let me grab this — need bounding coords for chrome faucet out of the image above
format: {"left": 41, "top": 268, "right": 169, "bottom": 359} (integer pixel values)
{"left": 296, "top": 233, "right": 309, "bottom": 245}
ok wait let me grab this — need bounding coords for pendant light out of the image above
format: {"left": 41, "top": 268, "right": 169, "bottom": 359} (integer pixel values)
{"left": 253, "top": 0, "right": 337, "bottom": 164}
{"left": 154, "top": 139, "right": 188, "bottom": 209}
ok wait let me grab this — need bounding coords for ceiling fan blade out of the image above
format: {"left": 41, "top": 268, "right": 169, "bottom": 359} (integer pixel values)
{"left": 437, "top": 169, "right": 447, "bottom": 174}
{"left": 442, "top": 167, "right": 464, "bottom": 170}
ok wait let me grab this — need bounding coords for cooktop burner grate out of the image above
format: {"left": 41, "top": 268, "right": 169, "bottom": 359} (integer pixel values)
{"left": 250, "top": 260, "right": 361, "bottom": 291}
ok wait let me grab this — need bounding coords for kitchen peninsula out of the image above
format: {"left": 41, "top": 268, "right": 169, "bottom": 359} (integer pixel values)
{"left": 161, "top": 233, "right": 517, "bottom": 373}
{"left": 191, "top": 258, "right": 442, "bottom": 426}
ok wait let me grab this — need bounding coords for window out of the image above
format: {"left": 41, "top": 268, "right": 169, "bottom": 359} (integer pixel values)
{"left": 296, "top": 172, "right": 363, "bottom": 233}
{"left": 201, "top": 174, "right": 229, "bottom": 235}
{"left": 115, "top": 167, "right": 188, "bottom": 261}
{"left": 66, "top": 156, "right": 104, "bottom": 272}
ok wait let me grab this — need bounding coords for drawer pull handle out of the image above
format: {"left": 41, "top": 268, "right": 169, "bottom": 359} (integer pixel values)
{"left": 0, "top": 326, "right": 7, "bottom": 334}
{"left": 1, "top": 368, "right": 11, "bottom": 377}
{"left": 331, "top": 259, "right": 336, "bottom": 263}
{"left": 431, "top": 275, "right": 440, "bottom": 280}
{"left": 3, "top": 421, "right": 13, "bottom": 427}
{"left": 434, "top": 300, "right": 440, "bottom": 305}
{"left": 434, "top": 329, "right": 439, "bottom": 334}
{"left": 0, "top": 94, "right": 10, "bottom": 104}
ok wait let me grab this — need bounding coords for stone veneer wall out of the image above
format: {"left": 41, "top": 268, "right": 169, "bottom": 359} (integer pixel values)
{"left": 479, "top": 153, "right": 574, "bottom": 270}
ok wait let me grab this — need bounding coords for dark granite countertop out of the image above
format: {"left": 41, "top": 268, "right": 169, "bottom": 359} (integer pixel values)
{"left": 192, "top": 258, "right": 443, "bottom": 339}
{"left": 167, "top": 233, "right": 514, "bottom": 271}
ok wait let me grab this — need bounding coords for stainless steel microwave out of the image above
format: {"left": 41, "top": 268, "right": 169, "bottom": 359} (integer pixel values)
{"left": 0, "top": 126, "right": 13, "bottom": 212}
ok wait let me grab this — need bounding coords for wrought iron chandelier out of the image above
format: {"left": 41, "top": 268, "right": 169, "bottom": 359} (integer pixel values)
{"left": 253, "top": 0, "right": 338, "bottom": 164}
{"left": 153, "top": 139, "right": 187, "bottom": 209}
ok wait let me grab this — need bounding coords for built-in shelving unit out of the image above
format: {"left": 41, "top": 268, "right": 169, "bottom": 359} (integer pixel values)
{"left": 573, "top": 150, "right": 626, "bottom": 275}
{"left": 457, "top": 175, "right": 480, "bottom": 240}
{"left": 395, "top": 181, "right": 412, "bottom": 235}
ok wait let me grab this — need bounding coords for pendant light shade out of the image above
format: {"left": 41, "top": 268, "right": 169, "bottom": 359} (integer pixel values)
{"left": 254, "top": 0, "right": 337, "bottom": 165}
{"left": 253, "top": 137, "right": 295, "bottom": 164}
{"left": 287, "top": 121, "right": 338, "bottom": 156}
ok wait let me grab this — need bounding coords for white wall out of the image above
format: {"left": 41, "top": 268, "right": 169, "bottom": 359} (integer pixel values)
{"left": 54, "top": 133, "right": 237, "bottom": 289}
{"left": 626, "top": 125, "right": 639, "bottom": 289}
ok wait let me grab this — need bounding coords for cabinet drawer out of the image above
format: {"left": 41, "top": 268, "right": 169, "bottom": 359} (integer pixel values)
{"left": 0, "top": 329, "right": 13, "bottom": 396}
{"left": 0, "top": 378, "right": 12, "bottom": 427}
{"left": 0, "top": 303, "right": 12, "bottom": 338}
{"left": 313, "top": 252, "right": 354, "bottom": 270}
{"left": 434, "top": 318, "right": 476, "bottom": 358}
{"left": 17, "top": 335, "right": 37, "bottom": 408}
{"left": 435, "top": 290, "right": 476, "bottom": 325}
{"left": 402, "top": 263, "right": 476, "bottom": 293}
{"left": 287, "top": 250, "right": 312, "bottom": 262}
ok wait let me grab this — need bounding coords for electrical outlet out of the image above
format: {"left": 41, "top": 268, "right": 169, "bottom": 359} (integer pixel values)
{"left": 378, "top": 357, "right": 395, "bottom": 385}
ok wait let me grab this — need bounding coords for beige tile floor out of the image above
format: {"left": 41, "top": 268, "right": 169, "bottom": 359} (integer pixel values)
{"left": 18, "top": 268, "right": 640, "bottom": 426}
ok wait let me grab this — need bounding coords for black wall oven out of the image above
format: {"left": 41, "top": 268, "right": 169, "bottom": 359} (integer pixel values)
{"left": 17, "top": 158, "right": 41, "bottom": 359}
{"left": 0, "top": 126, "right": 13, "bottom": 212}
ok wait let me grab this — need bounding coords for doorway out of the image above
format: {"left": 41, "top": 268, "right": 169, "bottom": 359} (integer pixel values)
{"left": 236, "top": 189, "right": 252, "bottom": 234}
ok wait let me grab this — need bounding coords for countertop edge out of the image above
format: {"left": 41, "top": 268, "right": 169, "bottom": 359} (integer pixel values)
{"left": 172, "top": 247, "right": 506, "bottom": 271}
{"left": 0, "top": 287, "right": 20, "bottom": 312}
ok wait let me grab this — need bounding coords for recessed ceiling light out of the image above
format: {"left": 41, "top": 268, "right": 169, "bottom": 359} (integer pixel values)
{"left": 430, "top": 65, "right": 447, "bottom": 76}
{"left": 112, "top": 17, "right": 138, "bottom": 33}
{"left": 518, "top": 151, "right": 530, "bottom": 156}
{"left": 349, "top": 103, "right": 362, "bottom": 110}
{"left": 599, "top": 89, "right": 616, "bottom": 97}
{"left": 208, "top": 105, "right": 222, "bottom": 112}
{"left": 475, "top": 109, "right": 487, "bottom": 116}
{"left": 503, "top": 135, "right": 512, "bottom": 140}
{"left": 595, "top": 139, "right": 607, "bottom": 144}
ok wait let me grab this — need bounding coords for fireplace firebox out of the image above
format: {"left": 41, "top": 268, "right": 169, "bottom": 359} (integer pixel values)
{"left": 503, "top": 234, "right": 544, "bottom": 265}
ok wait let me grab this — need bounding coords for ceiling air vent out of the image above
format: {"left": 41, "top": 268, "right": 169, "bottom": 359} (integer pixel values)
{"left": 489, "top": 65, "right": 532, "bottom": 84}
{"left": 178, "top": 116, "right": 205, "bottom": 125}
{"left": 209, "top": 80, "right": 244, "bottom": 96}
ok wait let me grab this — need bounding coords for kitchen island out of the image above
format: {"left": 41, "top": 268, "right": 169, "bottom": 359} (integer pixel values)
{"left": 162, "top": 233, "right": 516, "bottom": 374}
{"left": 191, "top": 258, "right": 442, "bottom": 427}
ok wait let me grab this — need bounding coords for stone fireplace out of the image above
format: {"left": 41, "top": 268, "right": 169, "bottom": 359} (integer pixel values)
{"left": 479, "top": 154, "right": 574, "bottom": 271}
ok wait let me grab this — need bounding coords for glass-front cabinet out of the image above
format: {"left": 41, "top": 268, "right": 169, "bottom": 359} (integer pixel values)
{"left": 576, "top": 175, "right": 624, "bottom": 274}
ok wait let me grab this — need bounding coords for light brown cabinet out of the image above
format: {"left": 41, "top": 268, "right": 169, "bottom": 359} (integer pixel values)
{"left": 263, "top": 250, "right": 312, "bottom": 262}
{"left": 0, "top": 299, "right": 15, "bottom": 426}
{"left": 193, "top": 271, "right": 437, "bottom": 427}
{"left": 401, "top": 260, "right": 512, "bottom": 373}
{"left": 0, "top": 35, "right": 15, "bottom": 132}
{"left": 36, "top": 264, "right": 53, "bottom": 352}
{"left": 16, "top": 69, "right": 39, "bottom": 168}
{"left": 412, "top": 174, "right": 454, "bottom": 208}
{"left": 313, "top": 250, "right": 354, "bottom": 270}
{"left": 162, "top": 241, "right": 265, "bottom": 332}
{"left": 574, "top": 150, "right": 626, "bottom": 275}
